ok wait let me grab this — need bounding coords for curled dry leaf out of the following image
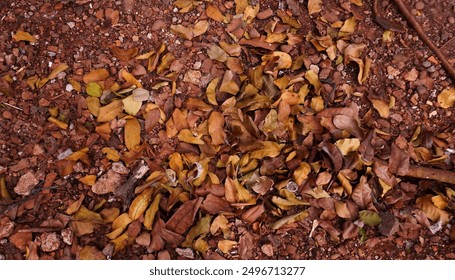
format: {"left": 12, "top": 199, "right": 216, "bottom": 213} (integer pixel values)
{"left": 129, "top": 188, "right": 154, "bottom": 220}
{"left": 271, "top": 210, "right": 309, "bottom": 230}
{"left": 416, "top": 195, "right": 451, "bottom": 224}
{"left": 242, "top": 204, "right": 265, "bottom": 223}
{"left": 182, "top": 214, "right": 211, "bottom": 247}
{"left": 218, "top": 240, "right": 237, "bottom": 254}
{"left": 97, "top": 99, "right": 123, "bottom": 122}
{"left": 206, "top": 4, "right": 226, "bottom": 22}
{"left": 111, "top": 46, "right": 139, "bottom": 61}
{"left": 335, "top": 138, "right": 360, "bottom": 155}
{"left": 166, "top": 198, "right": 203, "bottom": 235}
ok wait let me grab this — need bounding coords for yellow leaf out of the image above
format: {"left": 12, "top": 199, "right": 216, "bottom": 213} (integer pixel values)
{"left": 48, "top": 117, "right": 68, "bottom": 130}
{"left": 86, "top": 97, "right": 100, "bottom": 116}
{"left": 83, "top": 68, "right": 110, "bottom": 84}
{"left": 308, "top": 0, "right": 322, "bottom": 14}
{"left": 431, "top": 195, "right": 448, "bottom": 210}
{"left": 338, "top": 17, "right": 357, "bottom": 37}
{"left": 65, "top": 147, "right": 89, "bottom": 162}
{"left": 437, "top": 88, "right": 455, "bottom": 108}
{"left": 210, "top": 215, "right": 231, "bottom": 237}
{"left": 311, "top": 96, "right": 324, "bottom": 112}
{"left": 416, "top": 195, "right": 451, "bottom": 224}
{"left": 337, "top": 172, "right": 353, "bottom": 195}
{"left": 250, "top": 141, "right": 284, "bottom": 159}
{"left": 178, "top": 129, "right": 205, "bottom": 145}
{"left": 102, "top": 147, "right": 120, "bottom": 161}
{"left": 79, "top": 175, "right": 96, "bottom": 186}
{"left": 65, "top": 194, "right": 85, "bottom": 215}
{"left": 47, "top": 63, "right": 69, "bottom": 80}
{"left": 292, "top": 162, "right": 311, "bottom": 186}
{"left": 143, "top": 193, "right": 162, "bottom": 230}
{"left": 124, "top": 117, "right": 141, "bottom": 151}
{"left": 235, "top": 0, "right": 248, "bottom": 14}
{"left": 218, "top": 240, "right": 237, "bottom": 254}
{"left": 243, "top": 4, "right": 260, "bottom": 23}
{"left": 72, "top": 205, "right": 103, "bottom": 222}
{"left": 194, "top": 238, "right": 210, "bottom": 253}
{"left": 206, "top": 78, "right": 219, "bottom": 105}
{"left": 13, "top": 30, "right": 37, "bottom": 43}
{"left": 26, "top": 75, "right": 38, "bottom": 90}
{"left": 128, "top": 188, "right": 154, "bottom": 220}
{"left": 86, "top": 82, "right": 102, "bottom": 97}
{"left": 371, "top": 99, "right": 390, "bottom": 118}
{"left": 182, "top": 215, "right": 212, "bottom": 247}
{"left": 193, "top": 20, "right": 209, "bottom": 37}
{"left": 122, "top": 95, "right": 142, "bottom": 116}
{"left": 100, "top": 208, "right": 120, "bottom": 223}
{"left": 271, "top": 210, "right": 309, "bottom": 229}
{"left": 335, "top": 138, "right": 361, "bottom": 155}
{"left": 305, "top": 69, "right": 322, "bottom": 94}
{"left": 120, "top": 69, "right": 142, "bottom": 88}
{"left": 272, "top": 196, "right": 308, "bottom": 211}
{"left": 97, "top": 99, "right": 123, "bottom": 122}
{"left": 206, "top": 4, "right": 225, "bottom": 22}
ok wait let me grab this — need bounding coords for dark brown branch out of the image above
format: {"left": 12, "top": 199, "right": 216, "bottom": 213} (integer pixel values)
{"left": 373, "top": 0, "right": 455, "bottom": 81}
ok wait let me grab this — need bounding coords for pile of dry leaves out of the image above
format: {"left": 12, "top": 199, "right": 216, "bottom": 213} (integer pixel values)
{"left": 0, "top": 0, "right": 454, "bottom": 260}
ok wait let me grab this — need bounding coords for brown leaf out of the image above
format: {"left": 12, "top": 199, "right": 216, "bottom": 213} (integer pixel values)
{"left": 242, "top": 204, "right": 265, "bottom": 223}
{"left": 79, "top": 245, "right": 106, "bottom": 260}
{"left": 388, "top": 136, "right": 410, "bottom": 176}
{"left": 201, "top": 194, "right": 232, "bottom": 214}
{"left": 65, "top": 194, "right": 85, "bottom": 215}
{"left": 111, "top": 46, "right": 139, "bottom": 61}
{"left": 208, "top": 111, "right": 227, "bottom": 146}
{"left": 332, "top": 115, "right": 364, "bottom": 139}
{"left": 166, "top": 198, "right": 203, "bottom": 235}
{"left": 170, "top": 24, "right": 193, "bottom": 40}
{"left": 0, "top": 76, "right": 13, "bottom": 95}
{"left": 351, "top": 176, "right": 374, "bottom": 210}
{"left": 320, "top": 142, "right": 343, "bottom": 172}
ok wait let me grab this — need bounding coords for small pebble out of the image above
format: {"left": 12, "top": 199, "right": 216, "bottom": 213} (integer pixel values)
{"left": 422, "top": 61, "right": 431, "bottom": 68}
{"left": 449, "top": 17, "right": 455, "bottom": 24}
{"left": 415, "top": 2, "right": 424, "bottom": 10}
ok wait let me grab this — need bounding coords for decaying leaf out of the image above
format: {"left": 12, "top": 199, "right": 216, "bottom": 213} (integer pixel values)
{"left": 206, "top": 4, "right": 226, "bottom": 22}
{"left": 170, "top": 24, "right": 194, "bottom": 40}
{"left": 359, "top": 210, "right": 381, "bottom": 226}
{"left": 370, "top": 99, "right": 390, "bottom": 118}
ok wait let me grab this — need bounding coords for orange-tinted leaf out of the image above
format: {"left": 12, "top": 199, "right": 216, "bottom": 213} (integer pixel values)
{"left": 65, "top": 194, "right": 85, "bottom": 215}
{"left": 111, "top": 46, "right": 139, "bottom": 61}
{"left": 143, "top": 193, "right": 162, "bottom": 230}
{"left": 206, "top": 4, "right": 225, "bottom": 22}
{"left": 218, "top": 240, "right": 237, "bottom": 254}
{"left": 242, "top": 204, "right": 265, "bottom": 223}
{"left": 208, "top": 111, "right": 226, "bottom": 146}
{"left": 79, "top": 175, "right": 96, "bottom": 186}
{"left": 47, "top": 63, "right": 69, "bottom": 80}
{"left": 13, "top": 30, "right": 37, "bottom": 43}
{"left": 120, "top": 69, "right": 142, "bottom": 88}
{"left": 97, "top": 99, "right": 123, "bottom": 122}
{"left": 308, "top": 0, "right": 322, "bottom": 14}
{"left": 83, "top": 68, "right": 110, "bottom": 84}
{"left": 79, "top": 246, "right": 106, "bottom": 260}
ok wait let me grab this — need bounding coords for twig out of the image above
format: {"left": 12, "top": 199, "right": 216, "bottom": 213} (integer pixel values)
{"left": 374, "top": 158, "right": 455, "bottom": 185}
{"left": 374, "top": 0, "right": 455, "bottom": 80}
{"left": 114, "top": 160, "right": 149, "bottom": 210}
{"left": 1, "top": 102, "right": 23, "bottom": 111}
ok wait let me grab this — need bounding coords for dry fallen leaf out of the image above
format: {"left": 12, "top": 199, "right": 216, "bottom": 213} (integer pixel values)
{"left": 308, "top": 0, "right": 322, "bottom": 14}
{"left": 13, "top": 30, "right": 37, "bottom": 43}
{"left": 437, "top": 88, "right": 455, "bottom": 108}
{"left": 129, "top": 188, "right": 154, "bottom": 220}
{"left": 97, "top": 99, "right": 123, "bottom": 122}
{"left": 124, "top": 117, "right": 141, "bottom": 151}
{"left": 206, "top": 4, "right": 226, "bottom": 22}
{"left": 83, "top": 68, "right": 110, "bottom": 84}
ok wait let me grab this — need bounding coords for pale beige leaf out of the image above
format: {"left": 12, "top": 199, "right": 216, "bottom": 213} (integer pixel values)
{"left": 335, "top": 138, "right": 361, "bottom": 155}
{"left": 271, "top": 210, "right": 309, "bottom": 229}
{"left": 218, "top": 240, "right": 237, "bottom": 254}
{"left": 122, "top": 95, "right": 142, "bottom": 116}
{"left": 170, "top": 24, "right": 193, "bottom": 40}
{"left": 193, "top": 20, "right": 209, "bottom": 37}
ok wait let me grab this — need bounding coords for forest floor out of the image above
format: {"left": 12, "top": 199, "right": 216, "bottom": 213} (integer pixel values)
{"left": 0, "top": 0, "right": 454, "bottom": 260}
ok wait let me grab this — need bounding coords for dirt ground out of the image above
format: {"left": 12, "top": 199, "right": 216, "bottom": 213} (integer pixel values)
{"left": 0, "top": 0, "right": 454, "bottom": 260}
